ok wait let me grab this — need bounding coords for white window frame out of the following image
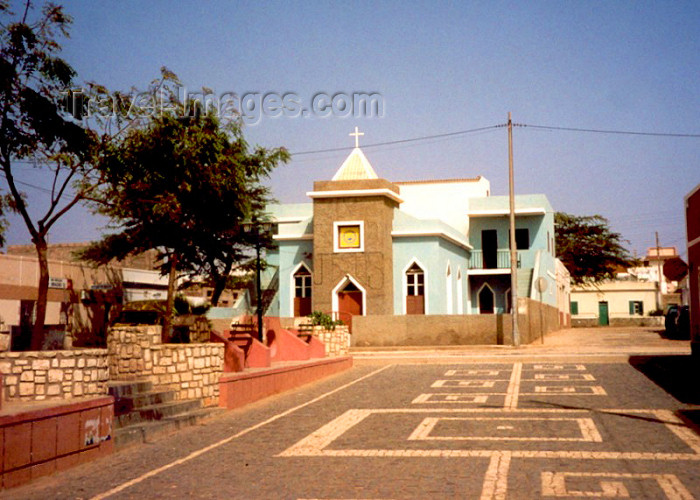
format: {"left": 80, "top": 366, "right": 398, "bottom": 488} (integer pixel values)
{"left": 333, "top": 220, "right": 365, "bottom": 253}
{"left": 457, "top": 269, "right": 463, "bottom": 314}
{"left": 446, "top": 261, "right": 453, "bottom": 315}
{"left": 289, "top": 262, "right": 312, "bottom": 317}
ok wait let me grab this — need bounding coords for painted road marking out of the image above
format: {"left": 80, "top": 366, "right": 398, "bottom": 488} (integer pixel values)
{"left": 532, "top": 364, "right": 587, "bottom": 371}
{"left": 480, "top": 451, "right": 511, "bottom": 500}
{"left": 278, "top": 408, "right": 700, "bottom": 460}
{"left": 504, "top": 362, "right": 522, "bottom": 408}
{"left": 533, "top": 373, "right": 596, "bottom": 381}
{"left": 532, "top": 385, "right": 607, "bottom": 395}
{"left": 432, "top": 380, "right": 499, "bottom": 388}
{"left": 406, "top": 417, "right": 603, "bottom": 442}
{"left": 412, "top": 393, "right": 490, "bottom": 404}
{"left": 89, "top": 365, "right": 393, "bottom": 500}
{"left": 444, "top": 369, "right": 504, "bottom": 376}
{"left": 541, "top": 472, "right": 694, "bottom": 499}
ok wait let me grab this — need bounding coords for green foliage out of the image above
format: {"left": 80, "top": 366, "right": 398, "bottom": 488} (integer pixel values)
{"left": 555, "top": 212, "right": 638, "bottom": 285}
{"left": 80, "top": 68, "right": 290, "bottom": 291}
{"left": 0, "top": 1, "right": 103, "bottom": 348}
{"left": 308, "top": 311, "right": 343, "bottom": 331}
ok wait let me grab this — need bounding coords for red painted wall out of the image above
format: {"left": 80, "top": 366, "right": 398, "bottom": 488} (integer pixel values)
{"left": 1, "top": 396, "right": 114, "bottom": 489}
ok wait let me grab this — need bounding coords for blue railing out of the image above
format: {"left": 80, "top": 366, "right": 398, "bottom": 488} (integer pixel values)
{"left": 469, "top": 250, "right": 521, "bottom": 269}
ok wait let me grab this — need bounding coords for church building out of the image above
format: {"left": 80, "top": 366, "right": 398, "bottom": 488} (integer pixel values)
{"left": 265, "top": 129, "right": 565, "bottom": 330}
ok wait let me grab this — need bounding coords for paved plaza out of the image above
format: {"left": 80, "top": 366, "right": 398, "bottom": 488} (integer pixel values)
{"left": 4, "top": 331, "right": 699, "bottom": 499}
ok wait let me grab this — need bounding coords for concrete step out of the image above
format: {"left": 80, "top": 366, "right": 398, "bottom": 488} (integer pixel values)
{"left": 106, "top": 380, "right": 154, "bottom": 399}
{"left": 113, "top": 390, "right": 177, "bottom": 416}
{"left": 115, "top": 399, "right": 203, "bottom": 428}
{"left": 114, "top": 407, "right": 226, "bottom": 450}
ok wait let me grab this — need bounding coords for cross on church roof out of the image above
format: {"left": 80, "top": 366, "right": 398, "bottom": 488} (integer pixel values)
{"left": 349, "top": 126, "right": 364, "bottom": 148}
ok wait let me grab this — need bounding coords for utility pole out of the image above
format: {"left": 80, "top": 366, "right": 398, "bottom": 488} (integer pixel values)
{"left": 508, "top": 112, "right": 520, "bottom": 347}
{"left": 655, "top": 231, "right": 663, "bottom": 312}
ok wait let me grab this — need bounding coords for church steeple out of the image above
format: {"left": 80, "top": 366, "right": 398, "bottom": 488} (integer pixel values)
{"left": 331, "top": 127, "right": 379, "bottom": 181}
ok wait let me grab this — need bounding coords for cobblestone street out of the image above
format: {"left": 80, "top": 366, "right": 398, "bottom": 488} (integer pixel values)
{"left": 4, "top": 354, "right": 700, "bottom": 499}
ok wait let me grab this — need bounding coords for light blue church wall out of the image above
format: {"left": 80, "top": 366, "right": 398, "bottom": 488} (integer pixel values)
{"left": 392, "top": 237, "right": 469, "bottom": 315}
{"left": 467, "top": 194, "right": 558, "bottom": 307}
{"left": 266, "top": 239, "right": 313, "bottom": 318}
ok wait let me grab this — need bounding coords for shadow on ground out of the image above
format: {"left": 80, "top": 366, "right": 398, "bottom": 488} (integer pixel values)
{"left": 630, "top": 355, "right": 700, "bottom": 429}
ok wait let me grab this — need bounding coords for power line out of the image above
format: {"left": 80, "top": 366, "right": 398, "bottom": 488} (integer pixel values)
{"left": 291, "top": 124, "right": 506, "bottom": 156}
{"left": 514, "top": 123, "right": 700, "bottom": 138}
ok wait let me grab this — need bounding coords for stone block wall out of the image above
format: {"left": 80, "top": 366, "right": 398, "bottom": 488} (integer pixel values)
{"left": 108, "top": 325, "right": 224, "bottom": 407}
{"left": 311, "top": 325, "right": 350, "bottom": 356}
{"left": 0, "top": 350, "right": 109, "bottom": 402}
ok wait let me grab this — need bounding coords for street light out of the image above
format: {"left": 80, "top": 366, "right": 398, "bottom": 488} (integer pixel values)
{"left": 242, "top": 219, "right": 272, "bottom": 343}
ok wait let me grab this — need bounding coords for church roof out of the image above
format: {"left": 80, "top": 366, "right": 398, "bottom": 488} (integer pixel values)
{"left": 332, "top": 147, "right": 379, "bottom": 181}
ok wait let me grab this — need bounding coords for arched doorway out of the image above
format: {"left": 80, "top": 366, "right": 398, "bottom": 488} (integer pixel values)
{"left": 478, "top": 283, "right": 495, "bottom": 314}
{"left": 338, "top": 281, "right": 363, "bottom": 317}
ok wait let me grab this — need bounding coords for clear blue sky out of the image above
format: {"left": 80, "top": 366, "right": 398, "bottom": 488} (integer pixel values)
{"left": 3, "top": 0, "right": 699, "bottom": 260}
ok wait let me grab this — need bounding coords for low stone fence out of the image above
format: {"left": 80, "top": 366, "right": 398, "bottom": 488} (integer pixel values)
{"left": 0, "top": 349, "right": 109, "bottom": 402}
{"left": 108, "top": 325, "right": 224, "bottom": 407}
{"left": 572, "top": 316, "right": 664, "bottom": 328}
{"left": 353, "top": 299, "right": 561, "bottom": 347}
{"left": 310, "top": 325, "right": 351, "bottom": 356}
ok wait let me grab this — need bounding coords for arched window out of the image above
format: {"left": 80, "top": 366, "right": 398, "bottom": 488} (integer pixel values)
{"left": 406, "top": 262, "right": 425, "bottom": 315}
{"left": 293, "top": 265, "right": 312, "bottom": 317}
{"left": 446, "top": 263, "right": 453, "bottom": 314}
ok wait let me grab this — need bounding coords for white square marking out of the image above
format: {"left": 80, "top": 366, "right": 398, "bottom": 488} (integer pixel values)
{"left": 432, "top": 380, "right": 497, "bottom": 388}
{"left": 532, "top": 386, "right": 607, "bottom": 395}
{"left": 407, "top": 417, "right": 603, "bottom": 442}
{"left": 412, "top": 393, "right": 490, "bottom": 404}
{"left": 444, "top": 369, "right": 502, "bottom": 376}
{"left": 533, "top": 373, "right": 595, "bottom": 381}
{"left": 541, "top": 472, "right": 694, "bottom": 499}
{"left": 533, "top": 364, "right": 586, "bottom": 371}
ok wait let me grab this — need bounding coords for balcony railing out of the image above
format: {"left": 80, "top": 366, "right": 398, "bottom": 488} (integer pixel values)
{"left": 468, "top": 250, "right": 521, "bottom": 270}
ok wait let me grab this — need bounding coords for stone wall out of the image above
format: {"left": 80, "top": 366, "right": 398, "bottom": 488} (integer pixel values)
{"left": 311, "top": 325, "right": 351, "bottom": 356}
{"left": 0, "top": 349, "right": 109, "bottom": 402}
{"left": 108, "top": 325, "right": 224, "bottom": 407}
{"left": 572, "top": 316, "right": 664, "bottom": 328}
{"left": 352, "top": 298, "right": 561, "bottom": 346}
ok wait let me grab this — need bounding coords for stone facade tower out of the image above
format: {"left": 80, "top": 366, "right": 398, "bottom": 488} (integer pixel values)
{"left": 307, "top": 135, "right": 402, "bottom": 317}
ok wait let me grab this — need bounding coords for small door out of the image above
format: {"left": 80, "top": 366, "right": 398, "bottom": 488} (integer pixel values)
{"left": 293, "top": 267, "right": 312, "bottom": 317}
{"left": 598, "top": 301, "right": 609, "bottom": 326}
{"left": 406, "top": 263, "right": 425, "bottom": 315}
{"left": 338, "top": 291, "right": 363, "bottom": 317}
{"left": 482, "top": 230, "right": 498, "bottom": 269}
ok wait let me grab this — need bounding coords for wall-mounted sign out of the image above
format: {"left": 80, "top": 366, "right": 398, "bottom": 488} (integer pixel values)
{"left": 90, "top": 284, "right": 114, "bottom": 291}
{"left": 49, "top": 277, "right": 68, "bottom": 289}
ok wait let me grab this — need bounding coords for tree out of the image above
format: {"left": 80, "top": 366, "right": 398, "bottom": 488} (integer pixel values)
{"left": 555, "top": 212, "right": 638, "bottom": 285}
{"left": 0, "top": 1, "right": 101, "bottom": 349}
{"left": 81, "top": 71, "right": 289, "bottom": 336}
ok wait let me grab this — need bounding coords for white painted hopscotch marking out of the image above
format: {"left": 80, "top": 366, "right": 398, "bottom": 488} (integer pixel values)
{"left": 533, "top": 364, "right": 587, "bottom": 371}
{"left": 541, "top": 472, "right": 694, "bottom": 499}
{"left": 533, "top": 373, "right": 596, "bottom": 381}
{"left": 533, "top": 386, "right": 607, "bottom": 395}
{"left": 480, "top": 451, "right": 511, "bottom": 500}
{"left": 432, "top": 380, "right": 498, "bottom": 388}
{"left": 278, "top": 408, "right": 700, "bottom": 461}
{"left": 504, "top": 363, "right": 522, "bottom": 409}
{"left": 412, "top": 393, "right": 489, "bottom": 404}
{"left": 444, "top": 369, "right": 503, "bottom": 376}
{"left": 406, "top": 417, "right": 603, "bottom": 442}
